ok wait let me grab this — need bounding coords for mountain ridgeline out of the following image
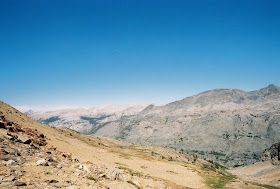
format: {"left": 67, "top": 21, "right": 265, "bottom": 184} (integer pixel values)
{"left": 89, "top": 84, "right": 280, "bottom": 166}
{"left": 29, "top": 85, "right": 280, "bottom": 166}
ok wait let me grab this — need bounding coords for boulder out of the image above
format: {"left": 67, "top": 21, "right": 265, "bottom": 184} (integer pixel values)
{"left": 0, "top": 122, "right": 6, "bottom": 129}
{"left": 36, "top": 159, "right": 49, "bottom": 166}
{"left": 2, "top": 177, "right": 15, "bottom": 182}
{"left": 132, "top": 180, "right": 140, "bottom": 188}
{"left": 4, "top": 147, "right": 21, "bottom": 156}
{"left": 17, "top": 135, "right": 32, "bottom": 144}
{"left": 14, "top": 181, "right": 27, "bottom": 186}
{"left": 5, "top": 134, "right": 13, "bottom": 140}
{"left": 261, "top": 142, "right": 280, "bottom": 165}
{"left": 48, "top": 180, "right": 59, "bottom": 183}
{"left": 5, "top": 159, "right": 18, "bottom": 166}
{"left": 82, "top": 165, "right": 90, "bottom": 173}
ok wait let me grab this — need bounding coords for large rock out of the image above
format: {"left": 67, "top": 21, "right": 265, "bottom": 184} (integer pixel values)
{"left": 4, "top": 147, "right": 21, "bottom": 156}
{"left": 0, "top": 122, "right": 6, "bottom": 129}
{"left": 36, "top": 159, "right": 49, "bottom": 166}
{"left": 2, "top": 177, "right": 15, "bottom": 182}
{"left": 17, "top": 135, "right": 32, "bottom": 144}
{"left": 5, "top": 159, "right": 18, "bottom": 166}
{"left": 261, "top": 142, "right": 280, "bottom": 165}
{"left": 14, "top": 181, "right": 27, "bottom": 186}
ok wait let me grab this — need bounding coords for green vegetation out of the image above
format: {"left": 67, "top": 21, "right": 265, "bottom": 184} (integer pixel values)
{"left": 87, "top": 176, "right": 97, "bottom": 181}
{"left": 205, "top": 173, "right": 237, "bottom": 189}
{"left": 203, "top": 160, "right": 236, "bottom": 189}
{"left": 117, "top": 166, "right": 144, "bottom": 177}
{"left": 209, "top": 150, "right": 226, "bottom": 157}
{"left": 119, "top": 152, "right": 131, "bottom": 159}
{"left": 202, "top": 164, "right": 217, "bottom": 172}
{"left": 192, "top": 154, "right": 198, "bottom": 164}
{"left": 207, "top": 160, "right": 227, "bottom": 170}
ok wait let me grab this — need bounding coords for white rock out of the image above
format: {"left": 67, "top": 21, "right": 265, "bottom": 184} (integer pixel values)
{"left": 36, "top": 159, "right": 48, "bottom": 166}
{"left": 17, "top": 135, "right": 31, "bottom": 144}
{"left": 74, "top": 163, "right": 80, "bottom": 168}
{"left": 132, "top": 181, "right": 140, "bottom": 187}
{"left": 5, "top": 160, "right": 18, "bottom": 166}
{"left": 2, "top": 177, "right": 15, "bottom": 182}
{"left": 83, "top": 165, "right": 90, "bottom": 173}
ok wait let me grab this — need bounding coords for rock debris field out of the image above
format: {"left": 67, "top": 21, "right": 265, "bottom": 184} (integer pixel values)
{"left": 0, "top": 114, "right": 144, "bottom": 189}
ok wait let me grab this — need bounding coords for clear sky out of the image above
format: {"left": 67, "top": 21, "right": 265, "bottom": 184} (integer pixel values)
{"left": 1, "top": 0, "right": 280, "bottom": 109}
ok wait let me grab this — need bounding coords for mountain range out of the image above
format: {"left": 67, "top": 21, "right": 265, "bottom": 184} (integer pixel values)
{"left": 27, "top": 84, "right": 280, "bottom": 166}
{"left": 26, "top": 104, "right": 148, "bottom": 133}
{"left": 1, "top": 86, "right": 280, "bottom": 188}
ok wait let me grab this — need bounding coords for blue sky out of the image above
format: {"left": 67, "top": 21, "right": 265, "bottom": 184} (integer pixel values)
{"left": 1, "top": 0, "right": 280, "bottom": 108}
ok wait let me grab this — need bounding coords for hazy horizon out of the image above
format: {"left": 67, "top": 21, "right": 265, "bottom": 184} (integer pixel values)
{"left": 1, "top": 1, "right": 279, "bottom": 108}
{"left": 13, "top": 84, "right": 278, "bottom": 112}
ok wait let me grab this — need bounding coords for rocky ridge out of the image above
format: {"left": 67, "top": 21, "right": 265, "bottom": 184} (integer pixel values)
{"left": 261, "top": 142, "right": 280, "bottom": 165}
{"left": 90, "top": 84, "right": 280, "bottom": 166}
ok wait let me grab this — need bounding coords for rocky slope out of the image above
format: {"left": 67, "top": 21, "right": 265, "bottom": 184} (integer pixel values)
{"left": 89, "top": 84, "right": 280, "bottom": 167}
{"left": 2, "top": 100, "right": 244, "bottom": 189}
{"left": 261, "top": 141, "right": 280, "bottom": 165}
{"left": 0, "top": 110, "right": 136, "bottom": 188}
{"left": 26, "top": 104, "right": 148, "bottom": 133}
{"left": 2, "top": 100, "right": 280, "bottom": 188}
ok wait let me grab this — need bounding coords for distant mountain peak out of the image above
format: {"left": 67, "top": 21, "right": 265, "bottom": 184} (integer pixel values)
{"left": 267, "top": 84, "right": 280, "bottom": 89}
{"left": 261, "top": 84, "right": 280, "bottom": 94}
{"left": 142, "top": 104, "right": 155, "bottom": 112}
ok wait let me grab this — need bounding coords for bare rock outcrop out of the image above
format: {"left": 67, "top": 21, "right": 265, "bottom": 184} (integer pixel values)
{"left": 261, "top": 142, "right": 280, "bottom": 165}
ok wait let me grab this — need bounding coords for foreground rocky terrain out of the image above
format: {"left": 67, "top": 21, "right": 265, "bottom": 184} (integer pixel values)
{"left": 0, "top": 113, "right": 137, "bottom": 188}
